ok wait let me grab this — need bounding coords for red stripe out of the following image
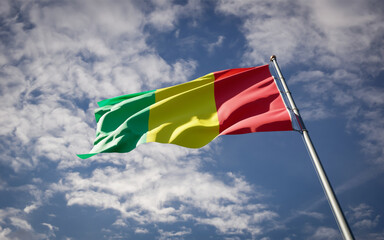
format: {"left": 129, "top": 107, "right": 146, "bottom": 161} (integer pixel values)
{"left": 213, "top": 64, "right": 293, "bottom": 135}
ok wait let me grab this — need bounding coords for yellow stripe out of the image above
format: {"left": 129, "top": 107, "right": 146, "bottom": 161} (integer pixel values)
{"left": 147, "top": 73, "right": 219, "bottom": 148}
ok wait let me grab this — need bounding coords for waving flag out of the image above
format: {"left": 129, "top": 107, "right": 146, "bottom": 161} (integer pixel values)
{"left": 78, "top": 64, "right": 292, "bottom": 159}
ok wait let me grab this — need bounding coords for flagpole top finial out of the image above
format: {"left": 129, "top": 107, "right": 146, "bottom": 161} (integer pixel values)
{"left": 270, "top": 55, "right": 276, "bottom": 61}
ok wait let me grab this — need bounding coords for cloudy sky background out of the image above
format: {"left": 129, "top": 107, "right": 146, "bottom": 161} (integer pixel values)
{"left": 1, "top": 0, "right": 383, "bottom": 239}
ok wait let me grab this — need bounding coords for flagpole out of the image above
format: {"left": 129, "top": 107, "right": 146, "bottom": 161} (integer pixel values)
{"left": 270, "top": 55, "right": 355, "bottom": 240}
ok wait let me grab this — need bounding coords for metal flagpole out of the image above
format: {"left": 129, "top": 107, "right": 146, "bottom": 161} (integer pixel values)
{"left": 270, "top": 55, "right": 355, "bottom": 240}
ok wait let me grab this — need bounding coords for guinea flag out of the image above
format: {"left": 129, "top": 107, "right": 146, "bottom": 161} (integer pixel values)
{"left": 78, "top": 64, "right": 293, "bottom": 159}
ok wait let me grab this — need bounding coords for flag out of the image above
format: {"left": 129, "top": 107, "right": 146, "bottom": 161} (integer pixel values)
{"left": 78, "top": 64, "right": 293, "bottom": 159}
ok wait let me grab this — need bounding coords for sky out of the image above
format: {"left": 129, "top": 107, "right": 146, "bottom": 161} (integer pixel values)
{"left": 0, "top": 0, "right": 384, "bottom": 239}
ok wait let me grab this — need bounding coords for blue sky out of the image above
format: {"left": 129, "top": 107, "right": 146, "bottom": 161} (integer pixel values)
{"left": 0, "top": 0, "right": 383, "bottom": 239}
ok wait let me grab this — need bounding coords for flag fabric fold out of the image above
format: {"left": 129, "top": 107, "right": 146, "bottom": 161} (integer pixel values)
{"left": 78, "top": 64, "right": 292, "bottom": 159}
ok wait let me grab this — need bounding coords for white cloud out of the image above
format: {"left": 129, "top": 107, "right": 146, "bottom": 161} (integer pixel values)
{"left": 112, "top": 218, "right": 127, "bottom": 227}
{"left": 42, "top": 223, "right": 58, "bottom": 239}
{"left": 23, "top": 204, "right": 38, "bottom": 214}
{"left": 217, "top": 0, "right": 384, "bottom": 69}
{"left": 353, "top": 217, "right": 380, "bottom": 230}
{"left": 158, "top": 227, "right": 192, "bottom": 240}
{"left": 288, "top": 69, "right": 384, "bottom": 163}
{"left": 349, "top": 203, "right": 380, "bottom": 230}
{"left": 346, "top": 108, "right": 384, "bottom": 164}
{"left": 135, "top": 227, "right": 149, "bottom": 234}
{"left": 297, "top": 211, "right": 325, "bottom": 220}
{"left": 146, "top": 0, "right": 203, "bottom": 32}
{"left": 42, "top": 222, "right": 58, "bottom": 232}
{"left": 0, "top": 226, "right": 12, "bottom": 240}
{"left": 50, "top": 144, "right": 277, "bottom": 236}
{"left": 311, "top": 226, "right": 341, "bottom": 240}
{"left": 216, "top": 0, "right": 317, "bottom": 65}
{"left": 147, "top": 2, "right": 182, "bottom": 31}
{"left": 207, "top": 35, "right": 225, "bottom": 53}
{"left": 0, "top": 207, "right": 48, "bottom": 239}
{"left": 9, "top": 217, "right": 32, "bottom": 231}
{"left": 307, "top": 0, "right": 382, "bottom": 66}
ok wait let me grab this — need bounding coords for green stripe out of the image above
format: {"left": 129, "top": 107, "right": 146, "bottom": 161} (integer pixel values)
{"left": 97, "top": 90, "right": 155, "bottom": 107}
{"left": 78, "top": 90, "right": 156, "bottom": 158}
{"left": 95, "top": 90, "right": 155, "bottom": 122}
{"left": 77, "top": 153, "right": 97, "bottom": 159}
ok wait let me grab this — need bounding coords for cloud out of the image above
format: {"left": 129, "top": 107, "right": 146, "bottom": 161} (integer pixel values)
{"left": 134, "top": 227, "right": 148, "bottom": 234}
{"left": 297, "top": 211, "right": 325, "bottom": 220}
{"left": 0, "top": 207, "right": 48, "bottom": 239}
{"left": 42, "top": 223, "right": 58, "bottom": 239}
{"left": 207, "top": 35, "right": 225, "bottom": 53}
{"left": 217, "top": 0, "right": 384, "bottom": 69}
{"left": 348, "top": 203, "right": 380, "bottom": 230}
{"left": 49, "top": 143, "right": 277, "bottom": 236}
{"left": 354, "top": 109, "right": 384, "bottom": 163}
{"left": 158, "top": 227, "right": 192, "bottom": 240}
{"left": 310, "top": 226, "right": 341, "bottom": 240}
{"left": 353, "top": 218, "right": 380, "bottom": 230}
{"left": 288, "top": 68, "right": 384, "bottom": 163}
{"left": 0, "top": 180, "right": 46, "bottom": 216}
{"left": 41, "top": 222, "right": 58, "bottom": 232}
{"left": 146, "top": 0, "right": 203, "bottom": 32}
{"left": 0, "top": 226, "right": 12, "bottom": 240}
{"left": 9, "top": 217, "right": 32, "bottom": 232}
